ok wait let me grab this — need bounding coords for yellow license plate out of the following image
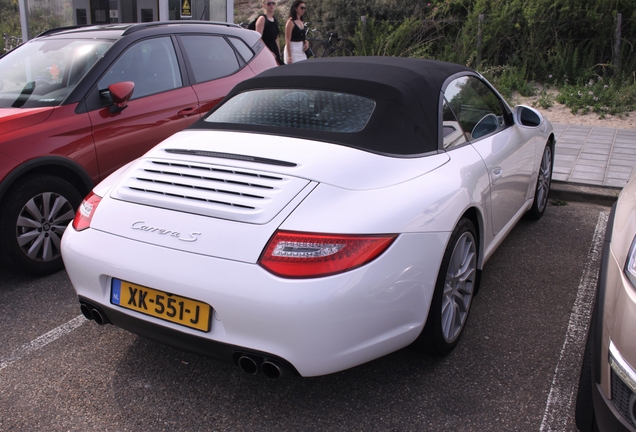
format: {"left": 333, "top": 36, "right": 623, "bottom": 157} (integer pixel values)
{"left": 111, "top": 279, "right": 211, "bottom": 332}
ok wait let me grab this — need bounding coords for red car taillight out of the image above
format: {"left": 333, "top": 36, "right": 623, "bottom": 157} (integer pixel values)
{"left": 259, "top": 231, "right": 397, "bottom": 278}
{"left": 72, "top": 192, "right": 102, "bottom": 231}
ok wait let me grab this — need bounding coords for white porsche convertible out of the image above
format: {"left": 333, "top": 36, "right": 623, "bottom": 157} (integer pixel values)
{"left": 62, "top": 57, "right": 554, "bottom": 378}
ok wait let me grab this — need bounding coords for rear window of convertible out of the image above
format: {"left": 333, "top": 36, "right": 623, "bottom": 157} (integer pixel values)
{"left": 204, "top": 89, "right": 375, "bottom": 133}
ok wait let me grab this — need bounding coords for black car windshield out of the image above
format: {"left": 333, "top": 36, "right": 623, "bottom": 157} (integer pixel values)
{"left": 0, "top": 38, "right": 112, "bottom": 108}
{"left": 205, "top": 89, "right": 375, "bottom": 133}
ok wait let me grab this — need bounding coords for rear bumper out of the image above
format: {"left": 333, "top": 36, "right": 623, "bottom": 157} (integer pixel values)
{"left": 78, "top": 296, "right": 301, "bottom": 376}
{"left": 63, "top": 226, "right": 449, "bottom": 377}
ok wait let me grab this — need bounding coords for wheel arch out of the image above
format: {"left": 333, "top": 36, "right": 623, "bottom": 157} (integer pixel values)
{"left": 0, "top": 156, "right": 94, "bottom": 206}
{"left": 459, "top": 206, "right": 484, "bottom": 295}
{"left": 458, "top": 206, "right": 483, "bottom": 258}
{"left": 549, "top": 133, "right": 556, "bottom": 157}
{"left": 544, "top": 132, "right": 556, "bottom": 172}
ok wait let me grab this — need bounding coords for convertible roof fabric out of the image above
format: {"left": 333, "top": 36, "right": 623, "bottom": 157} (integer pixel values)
{"left": 194, "top": 57, "right": 474, "bottom": 156}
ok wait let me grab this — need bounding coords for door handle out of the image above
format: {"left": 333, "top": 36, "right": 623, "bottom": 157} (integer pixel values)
{"left": 491, "top": 167, "right": 503, "bottom": 185}
{"left": 178, "top": 107, "right": 197, "bottom": 117}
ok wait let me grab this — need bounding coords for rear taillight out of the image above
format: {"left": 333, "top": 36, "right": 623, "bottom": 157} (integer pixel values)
{"left": 259, "top": 231, "right": 397, "bottom": 278}
{"left": 72, "top": 192, "right": 102, "bottom": 231}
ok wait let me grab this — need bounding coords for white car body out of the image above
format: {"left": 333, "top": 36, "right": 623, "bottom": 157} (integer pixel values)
{"left": 62, "top": 57, "right": 554, "bottom": 377}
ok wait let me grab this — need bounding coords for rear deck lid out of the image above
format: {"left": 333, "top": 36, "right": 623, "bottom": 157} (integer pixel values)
{"left": 110, "top": 158, "right": 310, "bottom": 225}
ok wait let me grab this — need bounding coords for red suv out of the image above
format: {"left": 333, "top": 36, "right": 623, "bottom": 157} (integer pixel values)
{"left": 0, "top": 21, "right": 277, "bottom": 275}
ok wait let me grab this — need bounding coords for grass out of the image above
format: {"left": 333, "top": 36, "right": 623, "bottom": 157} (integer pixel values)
{"left": 535, "top": 90, "right": 555, "bottom": 109}
{"left": 480, "top": 67, "right": 636, "bottom": 118}
{"left": 479, "top": 65, "right": 536, "bottom": 100}
{"left": 556, "top": 75, "right": 636, "bottom": 118}
{"left": 550, "top": 199, "right": 568, "bottom": 206}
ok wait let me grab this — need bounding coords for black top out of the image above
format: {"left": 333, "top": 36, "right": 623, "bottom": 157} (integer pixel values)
{"left": 260, "top": 15, "right": 282, "bottom": 64}
{"left": 195, "top": 57, "right": 475, "bottom": 156}
{"left": 290, "top": 20, "right": 305, "bottom": 42}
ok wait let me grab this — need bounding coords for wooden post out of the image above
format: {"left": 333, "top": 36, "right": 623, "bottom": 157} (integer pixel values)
{"left": 477, "top": 14, "right": 484, "bottom": 68}
{"left": 613, "top": 13, "right": 622, "bottom": 70}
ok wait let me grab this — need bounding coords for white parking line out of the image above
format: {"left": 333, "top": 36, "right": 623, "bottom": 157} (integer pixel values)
{"left": 540, "top": 210, "right": 608, "bottom": 431}
{"left": 0, "top": 314, "right": 87, "bottom": 372}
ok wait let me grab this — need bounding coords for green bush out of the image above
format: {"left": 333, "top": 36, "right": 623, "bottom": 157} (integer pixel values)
{"left": 0, "top": 0, "right": 71, "bottom": 52}
{"left": 349, "top": 17, "right": 437, "bottom": 57}
{"left": 0, "top": 0, "right": 21, "bottom": 53}
{"left": 479, "top": 65, "right": 535, "bottom": 100}
{"left": 309, "top": 0, "right": 636, "bottom": 86}
{"left": 556, "top": 74, "right": 636, "bottom": 117}
{"left": 315, "top": 0, "right": 636, "bottom": 116}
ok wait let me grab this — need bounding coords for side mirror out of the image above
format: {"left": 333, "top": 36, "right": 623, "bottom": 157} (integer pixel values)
{"left": 108, "top": 81, "right": 134, "bottom": 113}
{"left": 513, "top": 105, "right": 542, "bottom": 127}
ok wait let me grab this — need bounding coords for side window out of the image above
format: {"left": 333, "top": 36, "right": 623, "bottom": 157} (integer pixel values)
{"left": 180, "top": 35, "right": 240, "bottom": 84}
{"left": 442, "top": 99, "right": 467, "bottom": 148}
{"left": 98, "top": 37, "right": 182, "bottom": 103}
{"left": 228, "top": 37, "right": 254, "bottom": 63}
{"left": 443, "top": 76, "right": 505, "bottom": 141}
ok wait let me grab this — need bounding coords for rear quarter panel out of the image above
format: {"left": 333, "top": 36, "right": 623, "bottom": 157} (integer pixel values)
{"left": 280, "top": 143, "right": 490, "bottom": 236}
{"left": 248, "top": 46, "right": 280, "bottom": 75}
{"left": 191, "top": 65, "right": 259, "bottom": 114}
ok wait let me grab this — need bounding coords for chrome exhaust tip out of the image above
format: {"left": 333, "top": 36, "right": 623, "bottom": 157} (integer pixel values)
{"left": 90, "top": 308, "right": 107, "bottom": 325}
{"left": 261, "top": 360, "right": 283, "bottom": 379}
{"left": 238, "top": 355, "right": 259, "bottom": 375}
{"left": 79, "top": 303, "right": 93, "bottom": 320}
{"left": 79, "top": 300, "right": 110, "bottom": 325}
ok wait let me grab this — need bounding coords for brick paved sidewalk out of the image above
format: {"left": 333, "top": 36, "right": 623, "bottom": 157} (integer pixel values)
{"left": 553, "top": 123, "right": 636, "bottom": 189}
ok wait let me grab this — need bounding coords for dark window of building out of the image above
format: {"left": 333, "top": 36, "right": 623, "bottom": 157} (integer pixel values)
{"left": 76, "top": 9, "right": 88, "bottom": 25}
{"left": 141, "top": 8, "right": 153, "bottom": 22}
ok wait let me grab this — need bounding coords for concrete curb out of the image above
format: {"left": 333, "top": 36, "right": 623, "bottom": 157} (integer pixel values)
{"left": 549, "top": 181, "right": 621, "bottom": 207}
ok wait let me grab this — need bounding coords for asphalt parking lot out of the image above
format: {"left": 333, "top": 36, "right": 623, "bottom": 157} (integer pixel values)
{"left": 0, "top": 198, "right": 610, "bottom": 431}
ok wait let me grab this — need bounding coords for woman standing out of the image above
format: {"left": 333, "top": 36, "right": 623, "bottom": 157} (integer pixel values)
{"left": 255, "top": 0, "right": 283, "bottom": 65}
{"left": 284, "top": 0, "right": 309, "bottom": 64}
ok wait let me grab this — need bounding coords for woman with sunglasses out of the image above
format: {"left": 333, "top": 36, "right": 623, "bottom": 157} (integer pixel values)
{"left": 255, "top": 0, "right": 283, "bottom": 65}
{"left": 284, "top": 0, "right": 309, "bottom": 64}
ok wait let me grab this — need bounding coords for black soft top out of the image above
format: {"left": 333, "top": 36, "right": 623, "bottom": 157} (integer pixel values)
{"left": 196, "top": 57, "right": 474, "bottom": 156}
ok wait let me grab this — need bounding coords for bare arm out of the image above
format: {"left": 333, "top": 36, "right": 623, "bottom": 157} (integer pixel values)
{"left": 255, "top": 15, "right": 265, "bottom": 35}
{"left": 284, "top": 19, "right": 294, "bottom": 63}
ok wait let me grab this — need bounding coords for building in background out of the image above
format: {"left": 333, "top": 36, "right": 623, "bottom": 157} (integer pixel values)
{"left": 71, "top": 0, "right": 231, "bottom": 24}
{"left": 15, "top": 0, "right": 234, "bottom": 43}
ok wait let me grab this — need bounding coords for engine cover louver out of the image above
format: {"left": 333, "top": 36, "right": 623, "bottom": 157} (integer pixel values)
{"left": 111, "top": 159, "right": 310, "bottom": 224}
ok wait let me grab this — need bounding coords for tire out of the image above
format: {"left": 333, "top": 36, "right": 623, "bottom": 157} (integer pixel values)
{"left": 415, "top": 218, "right": 479, "bottom": 355}
{"left": 575, "top": 304, "right": 597, "bottom": 432}
{"left": 526, "top": 143, "right": 553, "bottom": 220}
{"left": 0, "top": 174, "right": 82, "bottom": 276}
{"left": 324, "top": 46, "right": 353, "bottom": 57}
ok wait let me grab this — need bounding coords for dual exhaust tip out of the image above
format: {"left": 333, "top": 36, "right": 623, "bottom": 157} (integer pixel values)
{"left": 237, "top": 354, "right": 287, "bottom": 380}
{"left": 79, "top": 301, "right": 110, "bottom": 326}
{"left": 79, "top": 300, "right": 290, "bottom": 379}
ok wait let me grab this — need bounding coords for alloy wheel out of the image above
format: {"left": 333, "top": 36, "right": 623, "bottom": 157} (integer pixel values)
{"left": 441, "top": 231, "right": 477, "bottom": 343}
{"left": 536, "top": 146, "right": 553, "bottom": 212}
{"left": 15, "top": 192, "right": 75, "bottom": 262}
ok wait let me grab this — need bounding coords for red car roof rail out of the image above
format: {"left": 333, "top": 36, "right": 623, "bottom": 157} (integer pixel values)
{"left": 35, "top": 25, "right": 90, "bottom": 38}
{"left": 122, "top": 20, "right": 241, "bottom": 36}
